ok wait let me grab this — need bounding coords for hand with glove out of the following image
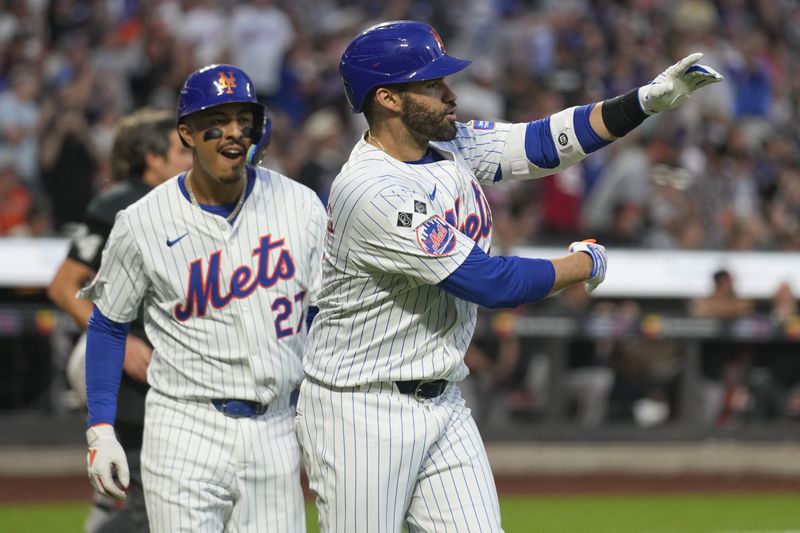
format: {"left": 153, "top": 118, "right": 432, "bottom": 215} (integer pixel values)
{"left": 638, "top": 52, "right": 724, "bottom": 114}
{"left": 568, "top": 239, "right": 607, "bottom": 292}
{"left": 86, "top": 424, "right": 129, "bottom": 501}
{"left": 599, "top": 53, "right": 723, "bottom": 139}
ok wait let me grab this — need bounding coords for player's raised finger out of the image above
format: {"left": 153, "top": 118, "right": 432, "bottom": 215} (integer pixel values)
{"left": 672, "top": 52, "right": 703, "bottom": 74}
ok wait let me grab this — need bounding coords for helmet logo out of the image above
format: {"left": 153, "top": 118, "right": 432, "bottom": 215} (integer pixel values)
{"left": 430, "top": 29, "right": 445, "bottom": 52}
{"left": 214, "top": 71, "right": 237, "bottom": 95}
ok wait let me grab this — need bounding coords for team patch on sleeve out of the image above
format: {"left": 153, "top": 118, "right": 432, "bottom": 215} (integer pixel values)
{"left": 393, "top": 196, "right": 431, "bottom": 230}
{"left": 397, "top": 212, "right": 413, "bottom": 228}
{"left": 416, "top": 216, "right": 457, "bottom": 256}
{"left": 471, "top": 120, "right": 495, "bottom": 130}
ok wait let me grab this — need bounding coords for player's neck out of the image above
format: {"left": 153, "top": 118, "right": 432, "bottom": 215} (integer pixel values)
{"left": 186, "top": 168, "right": 245, "bottom": 205}
{"left": 366, "top": 124, "right": 428, "bottom": 162}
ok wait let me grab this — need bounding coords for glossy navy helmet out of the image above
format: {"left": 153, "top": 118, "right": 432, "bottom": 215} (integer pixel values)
{"left": 339, "top": 20, "right": 472, "bottom": 113}
{"left": 176, "top": 64, "right": 272, "bottom": 164}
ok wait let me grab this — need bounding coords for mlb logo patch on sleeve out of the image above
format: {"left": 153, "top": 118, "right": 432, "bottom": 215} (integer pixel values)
{"left": 471, "top": 120, "right": 495, "bottom": 130}
{"left": 416, "top": 216, "right": 457, "bottom": 256}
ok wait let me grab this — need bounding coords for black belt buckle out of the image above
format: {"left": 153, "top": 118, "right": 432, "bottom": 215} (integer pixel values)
{"left": 212, "top": 399, "right": 268, "bottom": 418}
{"left": 396, "top": 379, "right": 447, "bottom": 400}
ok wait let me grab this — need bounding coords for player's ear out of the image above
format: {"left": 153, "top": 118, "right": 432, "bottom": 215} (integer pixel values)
{"left": 177, "top": 123, "right": 195, "bottom": 149}
{"left": 374, "top": 87, "right": 403, "bottom": 113}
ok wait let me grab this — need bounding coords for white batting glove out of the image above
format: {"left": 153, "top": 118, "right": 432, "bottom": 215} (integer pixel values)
{"left": 638, "top": 52, "right": 723, "bottom": 114}
{"left": 568, "top": 239, "right": 607, "bottom": 292}
{"left": 86, "top": 424, "right": 129, "bottom": 501}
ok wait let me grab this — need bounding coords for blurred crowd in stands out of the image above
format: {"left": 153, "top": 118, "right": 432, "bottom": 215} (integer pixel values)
{"left": 467, "top": 269, "right": 800, "bottom": 429}
{"left": 2, "top": 0, "right": 800, "bottom": 428}
{"left": 1, "top": 0, "right": 799, "bottom": 251}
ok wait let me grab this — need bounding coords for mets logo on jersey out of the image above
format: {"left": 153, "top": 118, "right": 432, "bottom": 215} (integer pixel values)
{"left": 214, "top": 71, "right": 237, "bottom": 95}
{"left": 444, "top": 179, "right": 492, "bottom": 244}
{"left": 174, "top": 234, "right": 295, "bottom": 321}
{"left": 416, "top": 216, "right": 457, "bottom": 256}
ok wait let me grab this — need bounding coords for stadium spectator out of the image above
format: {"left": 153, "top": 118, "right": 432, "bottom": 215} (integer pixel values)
{"left": 689, "top": 269, "right": 757, "bottom": 426}
{"left": 228, "top": 0, "right": 296, "bottom": 104}
{"left": 0, "top": 66, "right": 41, "bottom": 184}
{"left": 38, "top": 79, "right": 98, "bottom": 232}
{"left": 0, "top": 155, "right": 32, "bottom": 235}
{"left": 538, "top": 284, "right": 616, "bottom": 427}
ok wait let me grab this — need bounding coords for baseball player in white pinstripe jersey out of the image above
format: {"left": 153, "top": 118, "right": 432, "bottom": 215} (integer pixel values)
{"left": 80, "top": 65, "right": 326, "bottom": 532}
{"left": 297, "top": 21, "right": 723, "bottom": 533}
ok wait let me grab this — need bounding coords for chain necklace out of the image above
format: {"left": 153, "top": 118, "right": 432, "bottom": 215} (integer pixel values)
{"left": 184, "top": 170, "right": 248, "bottom": 223}
{"left": 367, "top": 130, "right": 387, "bottom": 152}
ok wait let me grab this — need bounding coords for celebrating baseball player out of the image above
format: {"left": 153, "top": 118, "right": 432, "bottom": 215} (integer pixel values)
{"left": 297, "top": 20, "right": 723, "bottom": 532}
{"left": 48, "top": 109, "right": 191, "bottom": 533}
{"left": 80, "top": 65, "right": 326, "bottom": 533}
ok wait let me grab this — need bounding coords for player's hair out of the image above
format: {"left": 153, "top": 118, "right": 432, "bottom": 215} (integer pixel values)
{"left": 111, "top": 109, "right": 174, "bottom": 183}
{"left": 713, "top": 269, "right": 731, "bottom": 285}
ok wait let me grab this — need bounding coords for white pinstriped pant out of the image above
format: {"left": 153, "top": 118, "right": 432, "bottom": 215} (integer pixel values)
{"left": 141, "top": 389, "right": 305, "bottom": 533}
{"left": 297, "top": 380, "right": 504, "bottom": 533}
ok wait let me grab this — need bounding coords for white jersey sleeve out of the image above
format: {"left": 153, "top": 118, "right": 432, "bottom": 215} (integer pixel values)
{"left": 346, "top": 183, "right": 474, "bottom": 285}
{"left": 78, "top": 210, "right": 148, "bottom": 322}
{"left": 449, "top": 121, "right": 513, "bottom": 184}
{"left": 452, "top": 110, "right": 597, "bottom": 183}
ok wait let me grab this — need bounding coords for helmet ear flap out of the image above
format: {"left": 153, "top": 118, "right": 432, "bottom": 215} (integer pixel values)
{"left": 342, "top": 79, "right": 357, "bottom": 112}
{"left": 246, "top": 113, "right": 272, "bottom": 167}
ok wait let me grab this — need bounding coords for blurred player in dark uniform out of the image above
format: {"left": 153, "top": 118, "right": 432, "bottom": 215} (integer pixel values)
{"left": 47, "top": 109, "right": 191, "bottom": 532}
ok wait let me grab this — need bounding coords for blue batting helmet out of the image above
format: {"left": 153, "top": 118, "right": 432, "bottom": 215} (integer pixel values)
{"left": 339, "top": 21, "right": 472, "bottom": 113}
{"left": 176, "top": 64, "right": 272, "bottom": 159}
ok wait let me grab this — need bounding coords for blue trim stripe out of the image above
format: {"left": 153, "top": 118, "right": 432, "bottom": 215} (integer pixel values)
{"left": 524, "top": 118, "right": 560, "bottom": 169}
{"left": 574, "top": 103, "right": 612, "bottom": 153}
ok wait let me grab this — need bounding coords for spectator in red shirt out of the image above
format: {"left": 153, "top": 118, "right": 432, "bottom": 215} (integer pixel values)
{"left": 0, "top": 156, "right": 32, "bottom": 234}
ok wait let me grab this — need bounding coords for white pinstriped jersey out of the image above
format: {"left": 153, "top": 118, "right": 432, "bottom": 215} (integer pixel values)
{"left": 81, "top": 166, "right": 326, "bottom": 403}
{"left": 304, "top": 113, "right": 593, "bottom": 387}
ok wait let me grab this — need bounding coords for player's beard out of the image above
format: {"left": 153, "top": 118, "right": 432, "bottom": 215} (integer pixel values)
{"left": 218, "top": 168, "right": 245, "bottom": 185}
{"left": 400, "top": 97, "right": 457, "bottom": 141}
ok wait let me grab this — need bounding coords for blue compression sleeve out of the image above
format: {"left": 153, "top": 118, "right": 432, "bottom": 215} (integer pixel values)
{"left": 86, "top": 306, "right": 130, "bottom": 427}
{"left": 438, "top": 244, "right": 555, "bottom": 308}
{"left": 574, "top": 103, "right": 612, "bottom": 153}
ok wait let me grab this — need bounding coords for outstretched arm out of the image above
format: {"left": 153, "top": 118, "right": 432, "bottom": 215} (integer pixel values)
{"left": 592, "top": 52, "right": 723, "bottom": 141}
{"left": 499, "top": 53, "right": 723, "bottom": 181}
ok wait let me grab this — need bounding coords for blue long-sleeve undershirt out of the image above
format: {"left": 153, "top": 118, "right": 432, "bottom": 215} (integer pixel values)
{"left": 438, "top": 244, "right": 555, "bottom": 308}
{"left": 86, "top": 306, "right": 130, "bottom": 427}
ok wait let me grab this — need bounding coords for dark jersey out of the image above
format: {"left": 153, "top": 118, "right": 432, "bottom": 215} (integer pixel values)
{"left": 68, "top": 180, "right": 152, "bottom": 435}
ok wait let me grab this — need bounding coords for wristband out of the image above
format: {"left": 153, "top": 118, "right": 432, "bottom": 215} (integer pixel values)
{"left": 601, "top": 88, "right": 648, "bottom": 138}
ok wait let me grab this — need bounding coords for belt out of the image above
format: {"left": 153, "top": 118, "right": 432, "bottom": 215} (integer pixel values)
{"left": 211, "top": 399, "right": 268, "bottom": 418}
{"left": 211, "top": 389, "right": 299, "bottom": 418}
{"left": 395, "top": 379, "right": 448, "bottom": 400}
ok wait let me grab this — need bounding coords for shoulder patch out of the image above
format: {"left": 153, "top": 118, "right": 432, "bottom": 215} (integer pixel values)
{"left": 416, "top": 216, "right": 457, "bottom": 256}
{"left": 471, "top": 120, "right": 495, "bottom": 130}
{"left": 397, "top": 212, "right": 413, "bottom": 228}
